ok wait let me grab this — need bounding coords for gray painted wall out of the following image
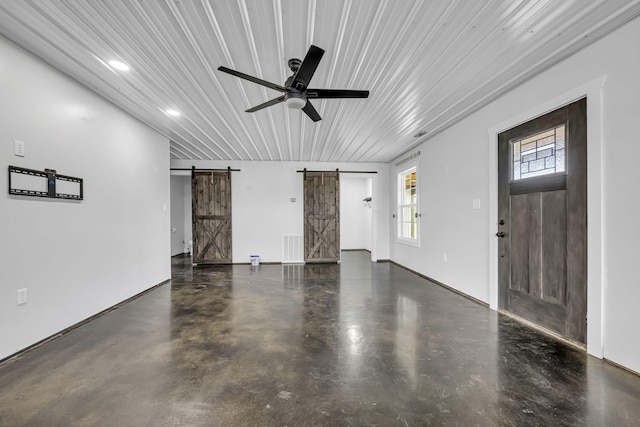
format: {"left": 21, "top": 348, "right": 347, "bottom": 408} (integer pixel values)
{"left": 0, "top": 37, "right": 171, "bottom": 360}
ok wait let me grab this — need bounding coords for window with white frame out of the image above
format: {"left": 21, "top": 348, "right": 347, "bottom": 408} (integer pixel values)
{"left": 398, "top": 166, "right": 418, "bottom": 243}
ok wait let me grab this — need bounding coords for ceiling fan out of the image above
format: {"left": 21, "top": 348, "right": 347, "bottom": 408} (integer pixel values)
{"left": 218, "top": 45, "right": 369, "bottom": 122}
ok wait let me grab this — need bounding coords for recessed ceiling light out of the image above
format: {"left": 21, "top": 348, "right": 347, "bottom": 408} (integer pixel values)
{"left": 108, "top": 60, "right": 130, "bottom": 72}
{"left": 165, "top": 109, "right": 181, "bottom": 117}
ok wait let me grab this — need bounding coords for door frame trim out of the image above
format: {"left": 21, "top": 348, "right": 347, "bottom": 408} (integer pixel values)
{"left": 487, "top": 75, "right": 607, "bottom": 359}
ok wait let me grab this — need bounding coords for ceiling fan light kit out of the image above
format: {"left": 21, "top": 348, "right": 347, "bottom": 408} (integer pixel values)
{"left": 218, "top": 45, "right": 369, "bottom": 122}
{"left": 285, "top": 93, "right": 306, "bottom": 109}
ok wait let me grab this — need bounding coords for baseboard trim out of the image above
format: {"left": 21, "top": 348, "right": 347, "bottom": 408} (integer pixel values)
{"left": 387, "top": 260, "right": 489, "bottom": 308}
{"left": 0, "top": 278, "right": 171, "bottom": 366}
{"left": 234, "top": 262, "right": 282, "bottom": 265}
{"left": 385, "top": 261, "right": 637, "bottom": 371}
{"left": 501, "top": 311, "right": 640, "bottom": 378}
{"left": 384, "top": 262, "right": 638, "bottom": 378}
{"left": 605, "top": 358, "right": 640, "bottom": 378}
{"left": 171, "top": 253, "right": 190, "bottom": 258}
{"left": 192, "top": 250, "right": 374, "bottom": 265}
{"left": 498, "top": 309, "right": 586, "bottom": 351}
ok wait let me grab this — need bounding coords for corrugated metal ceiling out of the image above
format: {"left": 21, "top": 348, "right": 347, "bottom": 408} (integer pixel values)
{"left": 1, "top": 0, "right": 639, "bottom": 162}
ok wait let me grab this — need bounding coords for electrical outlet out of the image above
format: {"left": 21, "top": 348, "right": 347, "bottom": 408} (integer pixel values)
{"left": 442, "top": 253, "right": 448, "bottom": 263}
{"left": 17, "top": 288, "right": 28, "bottom": 306}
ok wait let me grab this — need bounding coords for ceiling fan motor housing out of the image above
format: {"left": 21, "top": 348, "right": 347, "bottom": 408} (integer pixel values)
{"left": 288, "top": 58, "right": 302, "bottom": 72}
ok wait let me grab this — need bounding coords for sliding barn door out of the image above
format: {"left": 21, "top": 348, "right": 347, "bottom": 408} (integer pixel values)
{"left": 304, "top": 172, "right": 340, "bottom": 263}
{"left": 191, "top": 171, "right": 232, "bottom": 264}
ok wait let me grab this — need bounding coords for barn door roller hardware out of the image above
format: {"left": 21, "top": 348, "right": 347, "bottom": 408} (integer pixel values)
{"left": 296, "top": 169, "right": 377, "bottom": 174}
{"left": 169, "top": 166, "right": 241, "bottom": 179}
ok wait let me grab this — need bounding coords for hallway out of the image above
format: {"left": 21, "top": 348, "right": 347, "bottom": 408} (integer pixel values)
{"left": 1, "top": 251, "right": 639, "bottom": 426}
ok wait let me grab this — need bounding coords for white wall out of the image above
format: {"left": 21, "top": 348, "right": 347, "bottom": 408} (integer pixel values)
{"left": 340, "top": 177, "right": 373, "bottom": 251}
{"left": 0, "top": 37, "right": 171, "bottom": 360}
{"left": 170, "top": 175, "right": 189, "bottom": 256}
{"left": 389, "top": 16, "right": 640, "bottom": 373}
{"left": 391, "top": 146, "right": 488, "bottom": 302}
{"left": 170, "top": 161, "right": 389, "bottom": 263}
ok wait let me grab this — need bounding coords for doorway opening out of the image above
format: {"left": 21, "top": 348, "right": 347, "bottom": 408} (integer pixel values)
{"left": 340, "top": 176, "right": 374, "bottom": 260}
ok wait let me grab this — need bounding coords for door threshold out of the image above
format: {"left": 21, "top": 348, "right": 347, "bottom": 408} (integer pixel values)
{"left": 498, "top": 309, "right": 586, "bottom": 352}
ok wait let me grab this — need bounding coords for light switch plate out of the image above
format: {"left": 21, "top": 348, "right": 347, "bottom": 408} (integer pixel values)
{"left": 14, "top": 140, "right": 25, "bottom": 157}
{"left": 17, "top": 288, "right": 28, "bottom": 305}
{"left": 473, "top": 199, "right": 481, "bottom": 209}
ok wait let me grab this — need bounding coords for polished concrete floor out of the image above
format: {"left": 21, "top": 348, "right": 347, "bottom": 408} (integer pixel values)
{"left": 1, "top": 251, "right": 640, "bottom": 426}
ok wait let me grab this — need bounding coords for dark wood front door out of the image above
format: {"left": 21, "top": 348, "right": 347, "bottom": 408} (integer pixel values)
{"left": 192, "top": 171, "right": 232, "bottom": 264}
{"left": 304, "top": 171, "right": 340, "bottom": 263}
{"left": 497, "top": 98, "right": 587, "bottom": 344}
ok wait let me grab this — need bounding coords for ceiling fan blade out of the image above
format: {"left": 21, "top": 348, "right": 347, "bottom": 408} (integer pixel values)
{"left": 302, "top": 101, "right": 322, "bottom": 122}
{"left": 292, "top": 45, "right": 324, "bottom": 89}
{"left": 307, "top": 89, "right": 370, "bottom": 99}
{"left": 246, "top": 95, "right": 285, "bottom": 112}
{"left": 218, "top": 66, "right": 285, "bottom": 92}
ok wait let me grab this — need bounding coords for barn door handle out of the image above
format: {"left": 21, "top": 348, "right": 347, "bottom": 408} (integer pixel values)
{"left": 495, "top": 231, "right": 506, "bottom": 238}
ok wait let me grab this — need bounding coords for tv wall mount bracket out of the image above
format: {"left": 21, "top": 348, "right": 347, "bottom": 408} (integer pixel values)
{"left": 8, "top": 165, "right": 83, "bottom": 200}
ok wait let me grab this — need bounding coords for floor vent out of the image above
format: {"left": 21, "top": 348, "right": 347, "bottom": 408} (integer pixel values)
{"left": 282, "top": 234, "right": 304, "bottom": 263}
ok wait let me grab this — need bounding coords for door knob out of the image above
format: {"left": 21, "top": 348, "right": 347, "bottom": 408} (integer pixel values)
{"left": 496, "top": 231, "right": 506, "bottom": 238}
